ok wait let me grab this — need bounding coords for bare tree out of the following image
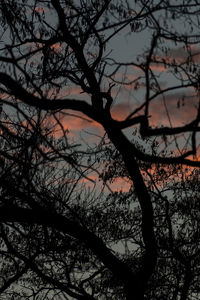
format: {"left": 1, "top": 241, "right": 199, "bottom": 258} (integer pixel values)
{"left": 0, "top": 0, "right": 200, "bottom": 299}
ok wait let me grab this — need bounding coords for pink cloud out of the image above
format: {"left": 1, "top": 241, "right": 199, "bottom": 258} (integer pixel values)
{"left": 168, "top": 45, "right": 200, "bottom": 63}
{"left": 152, "top": 45, "right": 200, "bottom": 67}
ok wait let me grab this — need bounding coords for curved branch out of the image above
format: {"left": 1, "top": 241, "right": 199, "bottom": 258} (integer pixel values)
{"left": 0, "top": 73, "right": 100, "bottom": 120}
{"left": 0, "top": 205, "right": 136, "bottom": 290}
{"left": 103, "top": 126, "right": 157, "bottom": 297}
{"left": 141, "top": 123, "right": 200, "bottom": 136}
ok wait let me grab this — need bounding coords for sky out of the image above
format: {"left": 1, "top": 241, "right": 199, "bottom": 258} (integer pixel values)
{"left": 1, "top": 1, "right": 200, "bottom": 193}
{"left": 1, "top": 3, "right": 200, "bottom": 299}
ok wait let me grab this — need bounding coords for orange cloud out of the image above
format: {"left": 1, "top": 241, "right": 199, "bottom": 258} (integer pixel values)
{"left": 68, "top": 87, "right": 83, "bottom": 95}
{"left": 168, "top": 45, "right": 200, "bottom": 63}
{"left": 150, "top": 64, "right": 167, "bottom": 72}
{"left": 46, "top": 85, "right": 86, "bottom": 100}
{"left": 111, "top": 102, "right": 132, "bottom": 121}
{"left": 48, "top": 111, "right": 103, "bottom": 140}
{"left": 80, "top": 173, "right": 131, "bottom": 193}
{"left": 109, "top": 177, "right": 131, "bottom": 192}
{"left": 152, "top": 45, "right": 200, "bottom": 68}
{"left": 149, "top": 92, "right": 198, "bottom": 127}
{"left": 34, "top": 6, "right": 48, "bottom": 14}
{"left": 50, "top": 43, "right": 63, "bottom": 53}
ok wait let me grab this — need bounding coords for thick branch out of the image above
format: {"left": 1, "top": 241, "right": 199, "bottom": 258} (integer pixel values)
{"left": 0, "top": 205, "right": 136, "bottom": 289}
{"left": 141, "top": 122, "right": 200, "bottom": 136}
{"left": 134, "top": 147, "right": 200, "bottom": 167}
{"left": 103, "top": 125, "right": 157, "bottom": 296}
{"left": 0, "top": 73, "right": 100, "bottom": 121}
{"left": 116, "top": 115, "right": 147, "bottom": 129}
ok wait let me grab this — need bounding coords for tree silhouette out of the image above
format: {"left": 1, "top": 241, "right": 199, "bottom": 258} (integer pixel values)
{"left": 0, "top": 1, "right": 200, "bottom": 299}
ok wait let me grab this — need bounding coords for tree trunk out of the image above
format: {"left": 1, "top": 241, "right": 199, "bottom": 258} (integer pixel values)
{"left": 104, "top": 124, "right": 157, "bottom": 298}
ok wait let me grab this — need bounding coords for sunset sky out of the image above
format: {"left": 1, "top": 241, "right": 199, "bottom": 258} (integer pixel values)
{"left": 1, "top": 1, "right": 200, "bottom": 192}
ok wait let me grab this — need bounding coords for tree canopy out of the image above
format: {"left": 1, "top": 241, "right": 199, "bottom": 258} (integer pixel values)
{"left": 0, "top": 1, "right": 200, "bottom": 299}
